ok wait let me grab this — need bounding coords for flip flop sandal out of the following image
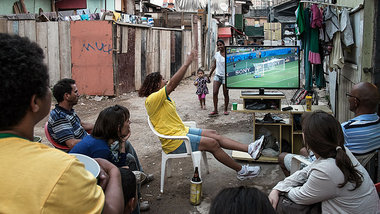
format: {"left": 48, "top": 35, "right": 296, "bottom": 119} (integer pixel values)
{"left": 224, "top": 111, "right": 230, "bottom": 115}
{"left": 209, "top": 111, "right": 218, "bottom": 116}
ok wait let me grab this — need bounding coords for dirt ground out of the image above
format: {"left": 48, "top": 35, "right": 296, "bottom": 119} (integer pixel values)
{"left": 34, "top": 76, "right": 327, "bottom": 214}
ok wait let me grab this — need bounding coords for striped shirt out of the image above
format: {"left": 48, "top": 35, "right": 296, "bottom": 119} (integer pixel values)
{"left": 48, "top": 105, "right": 88, "bottom": 146}
{"left": 341, "top": 113, "right": 380, "bottom": 155}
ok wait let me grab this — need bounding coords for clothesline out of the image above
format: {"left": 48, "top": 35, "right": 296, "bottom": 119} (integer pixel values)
{"left": 299, "top": 0, "right": 353, "bottom": 9}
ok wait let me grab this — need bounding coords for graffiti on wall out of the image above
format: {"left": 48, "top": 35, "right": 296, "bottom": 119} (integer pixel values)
{"left": 82, "top": 42, "right": 112, "bottom": 54}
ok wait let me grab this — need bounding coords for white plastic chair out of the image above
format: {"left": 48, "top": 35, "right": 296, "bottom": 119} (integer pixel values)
{"left": 290, "top": 155, "right": 312, "bottom": 174}
{"left": 147, "top": 115, "right": 209, "bottom": 193}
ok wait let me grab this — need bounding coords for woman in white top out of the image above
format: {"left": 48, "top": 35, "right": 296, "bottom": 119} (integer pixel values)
{"left": 268, "top": 111, "right": 380, "bottom": 213}
{"left": 208, "top": 39, "right": 229, "bottom": 115}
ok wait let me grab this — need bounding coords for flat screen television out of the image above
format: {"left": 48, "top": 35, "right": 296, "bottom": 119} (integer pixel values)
{"left": 225, "top": 45, "right": 300, "bottom": 95}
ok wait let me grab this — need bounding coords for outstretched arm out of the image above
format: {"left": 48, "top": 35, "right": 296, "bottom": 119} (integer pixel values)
{"left": 166, "top": 48, "right": 197, "bottom": 95}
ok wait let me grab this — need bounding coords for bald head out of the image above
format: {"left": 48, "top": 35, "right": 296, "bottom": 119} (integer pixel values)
{"left": 350, "top": 82, "right": 380, "bottom": 114}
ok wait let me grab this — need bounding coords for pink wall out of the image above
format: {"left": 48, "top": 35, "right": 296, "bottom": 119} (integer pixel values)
{"left": 71, "top": 21, "right": 114, "bottom": 96}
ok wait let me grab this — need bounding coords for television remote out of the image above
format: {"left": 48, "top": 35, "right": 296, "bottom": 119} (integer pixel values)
{"left": 282, "top": 106, "right": 293, "bottom": 111}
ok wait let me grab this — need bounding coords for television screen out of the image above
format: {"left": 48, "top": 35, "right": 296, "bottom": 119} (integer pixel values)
{"left": 225, "top": 46, "right": 300, "bottom": 90}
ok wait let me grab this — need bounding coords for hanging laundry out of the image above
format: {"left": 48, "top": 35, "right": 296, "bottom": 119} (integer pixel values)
{"left": 311, "top": 4, "right": 322, "bottom": 28}
{"left": 295, "top": 3, "right": 305, "bottom": 37}
{"left": 340, "top": 8, "right": 354, "bottom": 47}
{"left": 323, "top": 6, "right": 339, "bottom": 42}
{"left": 309, "top": 4, "right": 322, "bottom": 65}
{"left": 303, "top": 7, "right": 313, "bottom": 90}
{"left": 329, "top": 31, "right": 344, "bottom": 69}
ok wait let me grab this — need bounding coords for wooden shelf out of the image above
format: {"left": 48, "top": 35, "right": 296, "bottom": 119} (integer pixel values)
{"left": 290, "top": 105, "right": 332, "bottom": 114}
{"left": 255, "top": 118, "right": 291, "bottom": 126}
{"left": 240, "top": 95, "right": 286, "bottom": 100}
{"left": 232, "top": 95, "right": 332, "bottom": 163}
{"left": 232, "top": 104, "right": 284, "bottom": 113}
{"left": 232, "top": 150, "right": 278, "bottom": 163}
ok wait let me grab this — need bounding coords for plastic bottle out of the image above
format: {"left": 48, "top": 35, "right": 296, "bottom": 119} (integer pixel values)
{"left": 306, "top": 95, "right": 312, "bottom": 111}
{"left": 190, "top": 167, "right": 202, "bottom": 205}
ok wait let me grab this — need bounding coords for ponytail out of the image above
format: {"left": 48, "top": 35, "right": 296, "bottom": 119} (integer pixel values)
{"left": 335, "top": 146, "right": 363, "bottom": 190}
{"left": 302, "top": 111, "right": 363, "bottom": 190}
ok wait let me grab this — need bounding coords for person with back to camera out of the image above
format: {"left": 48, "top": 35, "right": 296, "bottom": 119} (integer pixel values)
{"left": 278, "top": 82, "right": 380, "bottom": 177}
{"left": 70, "top": 104, "right": 151, "bottom": 213}
{"left": 194, "top": 68, "right": 210, "bottom": 110}
{"left": 209, "top": 186, "right": 276, "bottom": 214}
{"left": 0, "top": 33, "right": 124, "bottom": 213}
{"left": 119, "top": 168, "right": 138, "bottom": 214}
{"left": 208, "top": 39, "right": 230, "bottom": 116}
{"left": 268, "top": 111, "right": 380, "bottom": 213}
{"left": 138, "top": 48, "right": 264, "bottom": 180}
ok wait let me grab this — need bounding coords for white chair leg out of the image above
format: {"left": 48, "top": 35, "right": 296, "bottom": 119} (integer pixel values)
{"left": 167, "top": 159, "right": 172, "bottom": 178}
{"left": 161, "top": 154, "right": 168, "bottom": 193}
{"left": 202, "top": 151, "right": 210, "bottom": 174}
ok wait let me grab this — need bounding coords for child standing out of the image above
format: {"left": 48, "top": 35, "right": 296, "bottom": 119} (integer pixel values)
{"left": 194, "top": 68, "right": 210, "bottom": 109}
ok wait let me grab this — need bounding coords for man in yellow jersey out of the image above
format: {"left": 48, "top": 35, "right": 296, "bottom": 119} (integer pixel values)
{"left": 0, "top": 33, "right": 124, "bottom": 213}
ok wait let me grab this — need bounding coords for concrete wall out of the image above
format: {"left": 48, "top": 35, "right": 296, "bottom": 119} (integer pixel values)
{"left": 337, "top": 0, "right": 363, "bottom": 8}
{"left": 87, "top": 0, "right": 115, "bottom": 14}
{"left": 0, "top": 0, "right": 117, "bottom": 16}
{"left": 0, "top": 0, "right": 51, "bottom": 15}
{"left": 334, "top": 0, "right": 377, "bottom": 122}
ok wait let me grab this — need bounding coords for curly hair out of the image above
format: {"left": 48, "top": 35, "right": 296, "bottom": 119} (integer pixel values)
{"left": 53, "top": 78, "right": 75, "bottom": 103}
{"left": 0, "top": 33, "right": 49, "bottom": 130}
{"left": 138, "top": 72, "right": 162, "bottom": 97}
{"left": 92, "top": 105, "right": 130, "bottom": 143}
{"left": 302, "top": 111, "right": 363, "bottom": 190}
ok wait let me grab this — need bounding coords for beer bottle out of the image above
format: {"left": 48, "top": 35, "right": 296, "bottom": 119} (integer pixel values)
{"left": 190, "top": 167, "right": 202, "bottom": 205}
{"left": 192, "top": 167, "right": 201, "bottom": 182}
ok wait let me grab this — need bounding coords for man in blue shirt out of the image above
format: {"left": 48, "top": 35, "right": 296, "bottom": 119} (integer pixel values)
{"left": 48, "top": 78, "right": 93, "bottom": 148}
{"left": 279, "top": 82, "right": 379, "bottom": 176}
{"left": 49, "top": 78, "right": 152, "bottom": 212}
{"left": 342, "top": 82, "right": 380, "bottom": 165}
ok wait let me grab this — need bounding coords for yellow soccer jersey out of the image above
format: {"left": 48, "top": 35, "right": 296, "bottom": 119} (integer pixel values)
{"left": 145, "top": 86, "right": 189, "bottom": 153}
{"left": 0, "top": 134, "right": 105, "bottom": 213}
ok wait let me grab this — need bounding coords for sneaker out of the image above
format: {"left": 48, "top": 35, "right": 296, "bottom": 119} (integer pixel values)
{"left": 248, "top": 135, "right": 265, "bottom": 160}
{"left": 132, "top": 171, "right": 147, "bottom": 184}
{"left": 237, "top": 164, "right": 261, "bottom": 180}
{"left": 141, "top": 173, "right": 154, "bottom": 185}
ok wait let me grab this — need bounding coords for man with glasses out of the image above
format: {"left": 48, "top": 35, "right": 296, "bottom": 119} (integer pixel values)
{"left": 342, "top": 82, "right": 380, "bottom": 166}
{"left": 279, "top": 82, "right": 380, "bottom": 177}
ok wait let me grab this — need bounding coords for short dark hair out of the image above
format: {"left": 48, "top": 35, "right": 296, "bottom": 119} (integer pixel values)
{"left": 138, "top": 72, "right": 162, "bottom": 97}
{"left": 209, "top": 186, "right": 276, "bottom": 214}
{"left": 0, "top": 33, "right": 49, "bottom": 130}
{"left": 53, "top": 78, "right": 76, "bottom": 103}
{"left": 119, "top": 168, "right": 137, "bottom": 206}
{"left": 302, "top": 111, "right": 363, "bottom": 190}
{"left": 92, "top": 105, "right": 130, "bottom": 142}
